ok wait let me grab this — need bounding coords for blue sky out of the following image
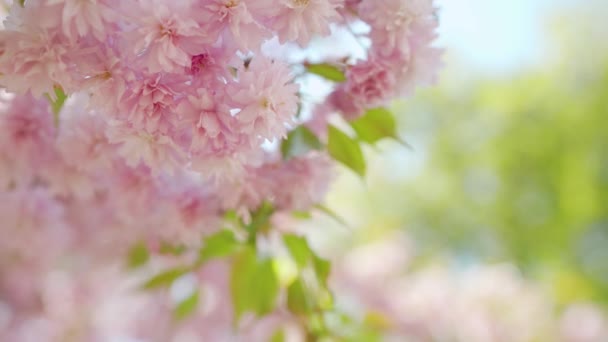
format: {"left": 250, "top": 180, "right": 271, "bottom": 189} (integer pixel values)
{"left": 437, "top": 0, "right": 574, "bottom": 74}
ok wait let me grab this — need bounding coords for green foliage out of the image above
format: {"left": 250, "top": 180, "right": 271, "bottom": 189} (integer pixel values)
{"left": 314, "top": 204, "right": 350, "bottom": 230}
{"left": 270, "top": 329, "right": 286, "bottom": 342}
{"left": 287, "top": 278, "right": 314, "bottom": 315}
{"left": 126, "top": 242, "right": 149, "bottom": 269}
{"left": 328, "top": 125, "right": 366, "bottom": 176}
{"left": 45, "top": 86, "right": 67, "bottom": 126}
{"left": 351, "top": 107, "right": 404, "bottom": 145}
{"left": 142, "top": 267, "right": 190, "bottom": 290}
{"left": 159, "top": 242, "right": 187, "bottom": 256}
{"left": 230, "top": 248, "right": 279, "bottom": 321}
{"left": 306, "top": 63, "right": 346, "bottom": 82}
{"left": 245, "top": 202, "right": 275, "bottom": 244}
{"left": 283, "top": 234, "right": 333, "bottom": 318}
{"left": 174, "top": 290, "right": 199, "bottom": 320}
{"left": 198, "top": 229, "right": 240, "bottom": 264}
{"left": 281, "top": 126, "right": 323, "bottom": 160}
{"left": 312, "top": 255, "right": 331, "bottom": 286}
{"left": 284, "top": 234, "right": 313, "bottom": 269}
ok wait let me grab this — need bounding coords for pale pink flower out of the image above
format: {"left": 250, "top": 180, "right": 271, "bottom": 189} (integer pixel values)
{"left": 57, "top": 101, "right": 115, "bottom": 173}
{"left": 74, "top": 49, "right": 132, "bottom": 111}
{"left": 264, "top": 0, "right": 343, "bottom": 46}
{"left": 560, "top": 304, "right": 608, "bottom": 342}
{"left": 0, "top": 13, "right": 70, "bottom": 96}
{"left": 119, "top": 73, "right": 185, "bottom": 134}
{"left": 126, "top": 0, "right": 208, "bottom": 73}
{"left": 202, "top": 0, "right": 270, "bottom": 51}
{"left": 359, "top": 0, "right": 437, "bottom": 54}
{"left": 46, "top": 0, "right": 116, "bottom": 41}
{"left": 260, "top": 151, "right": 333, "bottom": 211}
{"left": 327, "top": 87, "right": 365, "bottom": 121}
{"left": 0, "top": 188, "right": 69, "bottom": 267}
{"left": 176, "top": 87, "right": 255, "bottom": 179}
{"left": 0, "top": 93, "right": 57, "bottom": 185}
{"left": 305, "top": 102, "right": 334, "bottom": 140}
{"left": 394, "top": 38, "right": 443, "bottom": 97}
{"left": 331, "top": 54, "right": 399, "bottom": 120}
{"left": 106, "top": 120, "right": 186, "bottom": 173}
{"left": 229, "top": 57, "right": 299, "bottom": 142}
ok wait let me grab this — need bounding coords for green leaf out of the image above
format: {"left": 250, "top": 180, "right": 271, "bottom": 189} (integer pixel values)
{"left": 45, "top": 86, "right": 67, "bottom": 126}
{"left": 245, "top": 202, "right": 275, "bottom": 244}
{"left": 142, "top": 267, "right": 189, "bottom": 290}
{"left": 327, "top": 125, "right": 366, "bottom": 176}
{"left": 313, "top": 255, "right": 331, "bottom": 286}
{"left": 159, "top": 242, "right": 187, "bottom": 256}
{"left": 350, "top": 107, "right": 405, "bottom": 145}
{"left": 283, "top": 234, "right": 312, "bottom": 269}
{"left": 314, "top": 204, "right": 350, "bottom": 228}
{"left": 287, "top": 278, "right": 314, "bottom": 315}
{"left": 281, "top": 126, "right": 323, "bottom": 160}
{"left": 126, "top": 242, "right": 149, "bottom": 269}
{"left": 306, "top": 63, "right": 346, "bottom": 82}
{"left": 292, "top": 210, "right": 313, "bottom": 220}
{"left": 223, "top": 209, "right": 239, "bottom": 222}
{"left": 270, "top": 329, "right": 286, "bottom": 342}
{"left": 230, "top": 249, "right": 279, "bottom": 322}
{"left": 198, "top": 230, "right": 239, "bottom": 264}
{"left": 174, "top": 290, "right": 199, "bottom": 320}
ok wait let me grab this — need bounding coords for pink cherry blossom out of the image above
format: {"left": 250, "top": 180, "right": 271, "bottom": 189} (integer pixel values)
{"left": 229, "top": 57, "right": 299, "bottom": 142}
{"left": 264, "top": 0, "right": 344, "bottom": 46}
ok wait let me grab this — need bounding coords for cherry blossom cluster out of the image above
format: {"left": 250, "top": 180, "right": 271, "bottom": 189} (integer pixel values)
{"left": 0, "top": 0, "right": 442, "bottom": 339}
{"left": 0, "top": 0, "right": 440, "bottom": 176}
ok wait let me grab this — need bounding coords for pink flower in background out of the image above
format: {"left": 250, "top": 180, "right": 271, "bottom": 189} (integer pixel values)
{"left": 359, "top": 0, "right": 437, "bottom": 54}
{"left": 395, "top": 37, "right": 444, "bottom": 96}
{"left": 347, "top": 56, "right": 398, "bottom": 104}
{"left": 0, "top": 93, "right": 57, "bottom": 185}
{"left": 57, "top": 103, "right": 115, "bottom": 173}
{"left": 261, "top": 151, "right": 333, "bottom": 211}
{"left": 0, "top": 187, "right": 68, "bottom": 257}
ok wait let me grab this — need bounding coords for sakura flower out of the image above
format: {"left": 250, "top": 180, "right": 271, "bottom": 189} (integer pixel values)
{"left": 56, "top": 101, "right": 115, "bottom": 173}
{"left": 330, "top": 54, "right": 399, "bottom": 120}
{"left": 126, "top": 0, "right": 208, "bottom": 73}
{"left": 229, "top": 57, "right": 299, "bottom": 142}
{"left": 47, "top": 0, "right": 117, "bottom": 41}
{"left": 0, "top": 188, "right": 70, "bottom": 272}
{"left": 259, "top": 151, "right": 333, "bottom": 211}
{"left": 202, "top": 0, "right": 270, "bottom": 51}
{"left": 359, "top": 0, "right": 437, "bottom": 54}
{"left": 0, "top": 19, "right": 70, "bottom": 96}
{"left": 395, "top": 37, "right": 443, "bottom": 96}
{"left": 106, "top": 120, "right": 186, "bottom": 173}
{"left": 262, "top": 0, "right": 344, "bottom": 46}
{"left": 0, "top": 93, "right": 57, "bottom": 186}
{"left": 119, "top": 73, "right": 186, "bottom": 134}
{"left": 176, "top": 87, "right": 255, "bottom": 179}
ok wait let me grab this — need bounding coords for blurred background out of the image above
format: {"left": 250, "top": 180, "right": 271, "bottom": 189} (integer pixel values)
{"left": 307, "top": 0, "right": 608, "bottom": 339}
